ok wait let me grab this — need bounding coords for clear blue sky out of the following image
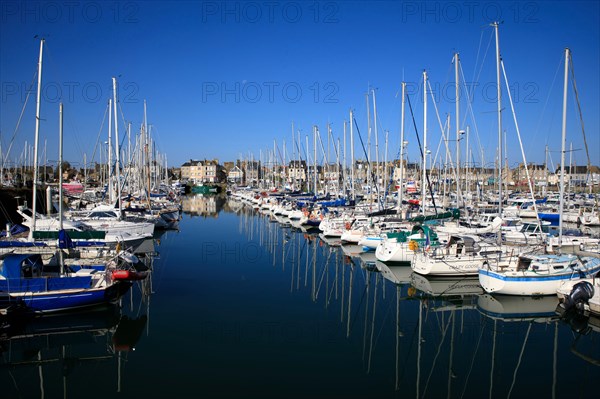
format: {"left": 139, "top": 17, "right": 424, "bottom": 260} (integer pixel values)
{"left": 1, "top": 1, "right": 599, "bottom": 171}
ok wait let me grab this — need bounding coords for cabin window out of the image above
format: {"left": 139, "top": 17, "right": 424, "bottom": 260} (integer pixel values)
{"left": 517, "top": 258, "right": 532, "bottom": 271}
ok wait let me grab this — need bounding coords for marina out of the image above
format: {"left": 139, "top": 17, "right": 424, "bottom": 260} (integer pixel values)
{"left": 1, "top": 2, "right": 599, "bottom": 397}
{"left": 3, "top": 194, "right": 599, "bottom": 398}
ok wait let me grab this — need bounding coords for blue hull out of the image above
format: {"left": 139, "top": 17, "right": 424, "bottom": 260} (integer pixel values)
{"left": 2, "top": 282, "right": 131, "bottom": 314}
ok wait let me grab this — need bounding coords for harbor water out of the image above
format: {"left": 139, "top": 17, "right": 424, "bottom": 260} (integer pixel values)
{"left": 1, "top": 194, "right": 599, "bottom": 398}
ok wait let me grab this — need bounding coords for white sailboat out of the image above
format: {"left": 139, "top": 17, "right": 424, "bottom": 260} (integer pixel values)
{"left": 478, "top": 48, "right": 600, "bottom": 296}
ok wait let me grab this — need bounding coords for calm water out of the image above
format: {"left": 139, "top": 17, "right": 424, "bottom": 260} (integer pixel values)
{"left": 2, "top": 194, "right": 599, "bottom": 398}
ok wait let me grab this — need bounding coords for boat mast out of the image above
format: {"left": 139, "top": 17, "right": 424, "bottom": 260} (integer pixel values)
{"left": 313, "top": 126, "right": 317, "bottom": 195}
{"left": 59, "top": 102, "right": 65, "bottom": 273}
{"left": 455, "top": 52, "right": 461, "bottom": 208}
{"left": 350, "top": 109, "right": 355, "bottom": 201}
{"left": 30, "top": 38, "right": 44, "bottom": 240}
{"left": 366, "top": 92, "right": 371, "bottom": 194}
{"left": 399, "top": 82, "right": 406, "bottom": 215}
{"left": 343, "top": 120, "right": 347, "bottom": 196}
{"left": 558, "top": 48, "right": 570, "bottom": 247}
{"left": 112, "top": 77, "right": 123, "bottom": 214}
{"left": 493, "top": 22, "right": 503, "bottom": 216}
{"left": 59, "top": 103, "right": 63, "bottom": 230}
{"left": 422, "top": 70, "right": 428, "bottom": 215}
{"left": 372, "top": 89, "right": 380, "bottom": 197}
{"left": 108, "top": 98, "right": 114, "bottom": 204}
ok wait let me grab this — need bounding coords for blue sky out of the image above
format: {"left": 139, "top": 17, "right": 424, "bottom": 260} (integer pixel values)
{"left": 1, "top": 1, "right": 599, "bottom": 171}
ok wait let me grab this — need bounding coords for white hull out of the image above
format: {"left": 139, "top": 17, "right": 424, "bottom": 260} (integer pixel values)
{"left": 411, "top": 251, "right": 486, "bottom": 276}
{"left": 478, "top": 256, "right": 600, "bottom": 296}
{"left": 375, "top": 240, "right": 413, "bottom": 263}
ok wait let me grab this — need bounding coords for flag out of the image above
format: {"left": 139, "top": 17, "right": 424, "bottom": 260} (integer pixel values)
{"left": 58, "top": 229, "right": 74, "bottom": 249}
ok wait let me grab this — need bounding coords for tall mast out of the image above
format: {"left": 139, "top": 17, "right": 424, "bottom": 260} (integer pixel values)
{"left": 455, "top": 52, "right": 461, "bottom": 207}
{"left": 144, "top": 101, "right": 151, "bottom": 206}
{"left": 108, "top": 98, "right": 113, "bottom": 203}
{"left": 372, "top": 89, "right": 380, "bottom": 195}
{"left": 58, "top": 103, "right": 63, "bottom": 231}
{"left": 350, "top": 109, "right": 355, "bottom": 200}
{"left": 128, "top": 122, "right": 131, "bottom": 174}
{"left": 559, "top": 49, "right": 570, "bottom": 247}
{"left": 30, "top": 38, "right": 44, "bottom": 239}
{"left": 112, "top": 77, "right": 122, "bottom": 213}
{"left": 399, "top": 82, "right": 406, "bottom": 214}
{"left": 59, "top": 102, "right": 64, "bottom": 274}
{"left": 366, "top": 91, "right": 371, "bottom": 190}
{"left": 422, "top": 70, "right": 428, "bottom": 215}
{"left": 313, "top": 126, "right": 318, "bottom": 195}
{"left": 493, "top": 22, "right": 503, "bottom": 215}
{"left": 343, "top": 120, "right": 347, "bottom": 195}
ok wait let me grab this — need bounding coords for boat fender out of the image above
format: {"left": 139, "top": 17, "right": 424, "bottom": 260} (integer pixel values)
{"left": 563, "top": 281, "right": 595, "bottom": 312}
{"left": 408, "top": 240, "right": 419, "bottom": 251}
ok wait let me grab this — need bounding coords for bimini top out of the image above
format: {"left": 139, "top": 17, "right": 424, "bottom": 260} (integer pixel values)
{"left": 0, "top": 253, "right": 43, "bottom": 279}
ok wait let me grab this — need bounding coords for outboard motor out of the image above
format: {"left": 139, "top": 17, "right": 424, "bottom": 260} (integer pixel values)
{"left": 563, "top": 281, "right": 595, "bottom": 312}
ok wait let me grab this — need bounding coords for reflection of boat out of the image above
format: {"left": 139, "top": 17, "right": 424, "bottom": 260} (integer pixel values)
{"left": 318, "top": 233, "right": 341, "bottom": 247}
{"left": 0, "top": 306, "right": 148, "bottom": 397}
{"left": 410, "top": 274, "right": 484, "bottom": 297}
{"left": 358, "top": 250, "right": 377, "bottom": 265}
{"left": 191, "top": 184, "right": 219, "bottom": 194}
{"left": 340, "top": 243, "right": 364, "bottom": 257}
{"left": 112, "top": 314, "right": 148, "bottom": 351}
{"left": 1, "top": 305, "right": 121, "bottom": 341}
{"left": 477, "top": 293, "right": 559, "bottom": 321}
{"left": 375, "top": 261, "right": 412, "bottom": 285}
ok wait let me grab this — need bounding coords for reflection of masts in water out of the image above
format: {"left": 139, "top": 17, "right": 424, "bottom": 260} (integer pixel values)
{"left": 489, "top": 320, "right": 497, "bottom": 399}
{"left": 448, "top": 310, "right": 455, "bottom": 399}
{"left": 362, "top": 270, "right": 370, "bottom": 362}
{"left": 422, "top": 310, "right": 454, "bottom": 397}
{"left": 314, "top": 247, "right": 333, "bottom": 303}
{"left": 395, "top": 285, "right": 401, "bottom": 390}
{"left": 486, "top": 317, "right": 559, "bottom": 399}
{"left": 38, "top": 351, "right": 44, "bottom": 398}
{"left": 311, "top": 235, "right": 317, "bottom": 301}
{"left": 507, "top": 323, "right": 532, "bottom": 399}
{"left": 367, "top": 272, "right": 379, "bottom": 373}
{"left": 552, "top": 322, "right": 557, "bottom": 399}
{"left": 417, "top": 298, "right": 422, "bottom": 399}
{"left": 347, "top": 263, "right": 354, "bottom": 338}
{"left": 341, "top": 255, "right": 346, "bottom": 323}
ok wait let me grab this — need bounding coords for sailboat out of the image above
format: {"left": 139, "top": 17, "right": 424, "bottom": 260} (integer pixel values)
{"left": 0, "top": 41, "right": 137, "bottom": 313}
{"left": 478, "top": 48, "right": 600, "bottom": 296}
